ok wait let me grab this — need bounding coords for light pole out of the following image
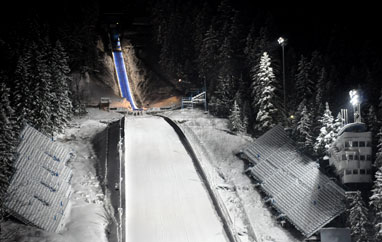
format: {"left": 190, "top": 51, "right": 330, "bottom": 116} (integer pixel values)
{"left": 278, "top": 37, "right": 287, "bottom": 116}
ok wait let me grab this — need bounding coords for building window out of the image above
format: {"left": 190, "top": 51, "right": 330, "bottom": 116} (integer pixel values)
{"left": 360, "top": 169, "right": 366, "bottom": 174}
{"left": 345, "top": 141, "right": 350, "bottom": 147}
{"left": 346, "top": 170, "right": 351, "bottom": 175}
{"left": 367, "top": 141, "right": 372, "bottom": 147}
{"left": 349, "top": 155, "right": 354, "bottom": 160}
{"left": 353, "top": 169, "right": 358, "bottom": 174}
{"left": 360, "top": 155, "right": 365, "bottom": 161}
{"left": 353, "top": 141, "right": 359, "bottom": 147}
{"left": 367, "top": 155, "right": 372, "bottom": 161}
{"left": 342, "top": 155, "right": 347, "bottom": 160}
{"left": 367, "top": 169, "right": 371, "bottom": 174}
{"left": 359, "top": 141, "right": 365, "bottom": 147}
{"left": 354, "top": 155, "right": 359, "bottom": 160}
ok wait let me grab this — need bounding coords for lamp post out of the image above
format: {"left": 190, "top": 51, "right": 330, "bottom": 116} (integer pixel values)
{"left": 278, "top": 37, "right": 287, "bottom": 116}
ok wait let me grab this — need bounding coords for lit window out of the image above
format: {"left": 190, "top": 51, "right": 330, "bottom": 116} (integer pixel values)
{"left": 360, "top": 169, "right": 366, "bottom": 174}
{"left": 360, "top": 155, "right": 365, "bottom": 161}
{"left": 359, "top": 141, "right": 365, "bottom": 147}
{"left": 345, "top": 141, "right": 350, "bottom": 147}
{"left": 353, "top": 169, "right": 358, "bottom": 174}
{"left": 349, "top": 155, "right": 354, "bottom": 160}
{"left": 367, "top": 155, "right": 372, "bottom": 161}
{"left": 342, "top": 155, "right": 347, "bottom": 160}
{"left": 353, "top": 141, "right": 359, "bottom": 147}
{"left": 346, "top": 170, "right": 351, "bottom": 175}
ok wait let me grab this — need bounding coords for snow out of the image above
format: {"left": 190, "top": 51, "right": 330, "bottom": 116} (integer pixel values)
{"left": 1, "top": 108, "right": 123, "bottom": 242}
{"left": 163, "top": 109, "right": 302, "bottom": 242}
{"left": 124, "top": 116, "right": 228, "bottom": 242}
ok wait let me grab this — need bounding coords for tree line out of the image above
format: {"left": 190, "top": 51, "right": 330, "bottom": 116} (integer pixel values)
{"left": 0, "top": 0, "right": 101, "bottom": 223}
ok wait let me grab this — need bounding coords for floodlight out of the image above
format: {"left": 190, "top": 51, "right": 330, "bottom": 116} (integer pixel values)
{"left": 349, "top": 90, "right": 359, "bottom": 106}
{"left": 278, "top": 37, "right": 285, "bottom": 45}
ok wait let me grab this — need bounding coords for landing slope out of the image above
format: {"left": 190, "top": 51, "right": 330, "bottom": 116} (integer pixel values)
{"left": 124, "top": 116, "right": 227, "bottom": 242}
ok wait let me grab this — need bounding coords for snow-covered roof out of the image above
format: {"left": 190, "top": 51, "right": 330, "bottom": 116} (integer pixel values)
{"left": 240, "top": 125, "right": 346, "bottom": 238}
{"left": 4, "top": 124, "right": 73, "bottom": 232}
{"left": 337, "top": 122, "right": 367, "bottom": 136}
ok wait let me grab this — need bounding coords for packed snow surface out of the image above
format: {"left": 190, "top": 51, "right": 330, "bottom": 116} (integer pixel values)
{"left": 124, "top": 116, "right": 228, "bottom": 242}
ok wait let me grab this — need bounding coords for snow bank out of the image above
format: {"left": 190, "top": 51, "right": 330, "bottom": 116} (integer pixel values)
{"left": 1, "top": 108, "right": 123, "bottom": 242}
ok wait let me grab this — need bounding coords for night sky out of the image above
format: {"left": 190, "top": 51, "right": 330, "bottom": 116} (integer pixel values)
{"left": 2, "top": 1, "right": 381, "bottom": 55}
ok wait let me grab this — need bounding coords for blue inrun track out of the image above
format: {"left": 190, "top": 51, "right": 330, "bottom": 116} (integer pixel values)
{"left": 112, "top": 40, "right": 138, "bottom": 110}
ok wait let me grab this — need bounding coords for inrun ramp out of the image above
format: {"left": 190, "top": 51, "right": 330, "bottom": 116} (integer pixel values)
{"left": 239, "top": 125, "right": 346, "bottom": 238}
{"left": 112, "top": 39, "right": 138, "bottom": 110}
{"left": 4, "top": 124, "right": 73, "bottom": 232}
{"left": 124, "top": 116, "right": 228, "bottom": 242}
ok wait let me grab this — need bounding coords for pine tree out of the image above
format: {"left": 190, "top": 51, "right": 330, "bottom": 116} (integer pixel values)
{"left": 199, "top": 25, "right": 219, "bottom": 94}
{"left": 378, "top": 88, "right": 382, "bottom": 120}
{"left": 333, "top": 112, "right": 344, "bottom": 140}
{"left": 210, "top": 72, "right": 233, "bottom": 117}
{"left": 295, "top": 55, "right": 314, "bottom": 105}
{"left": 50, "top": 40, "right": 73, "bottom": 134}
{"left": 31, "top": 41, "right": 54, "bottom": 135}
{"left": 13, "top": 41, "right": 55, "bottom": 135}
{"left": 314, "top": 68, "right": 326, "bottom": 115}
{"left": 375, "top": 127, "right": 382, "bottom": 169}
{"left": 0, "top": 81, "right": 17, "bottom": 222}
{"left": 365, "top": 105, "right": 379, "bottom": 133}
{"left": 253, "top": 52, "right": 279, "bottom": 134}
{"left": 314, "top": 102, "right": 335, "bottom": 158}
{"left": 296, "top": 104, "right": 314, "bottom": 153}
{"left": 347, "top": 191, "right": 370, "bottom": 242}
{"left": 13, "top": 46, "right": 35, "bottom": 127}
{"left": 229, "top": 99, "right": 245, "bottom": 133}
{"left": 370, "top": 167, "right": 382, "bottom": 241}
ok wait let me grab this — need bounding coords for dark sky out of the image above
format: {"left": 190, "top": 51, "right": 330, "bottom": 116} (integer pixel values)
{"left": 2, "top": 1, "right": 381, "bottom": 65}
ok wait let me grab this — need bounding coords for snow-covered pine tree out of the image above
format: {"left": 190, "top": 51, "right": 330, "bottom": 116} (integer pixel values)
{"left": 30, "top": 41, "right": 54, "bottom": 135}
{"left": 314, "top": 68, "right": 326, "bottom": 115}
{"left": 314, "top": 102, "right": 335, "bottom": 158}
{"left": 347, "top": 191, "right": 371, "bottom": 242}
{"left": 366, "top": 105, "right": 380, "bottom": 161}
{"left": 253, "top": 52, "right": 279, "bottom": 134}
{"left": 13, "top": 46, "right": 35, "bottom": 128}
{"left": 375, "top": 127, "right": 382, "bottom": 169}
{"left": 312, "top": 67, "right": 327, "bottom": 137}
{"left": 0, "top": 81, "right": 17, "bottom": 222}
{"left": 296, "top": 104, "right": 314, "bottom": 153}
{"left": 378, "top": 88, "right": 382, "bottom": 120}
{"left": 370, "top": 167, "right": 382, "bottom": 241}
{"left": 333, "top": 112, "right": 344, "bottom": 141}
{"left": 50, "top": 40, "right": 73, "bottom": 134}
{"left": 210, "top": 71, "right": 233, "bottom": 117}
{"left": 229, "top": 99, "right": 245, "bottom": 133}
